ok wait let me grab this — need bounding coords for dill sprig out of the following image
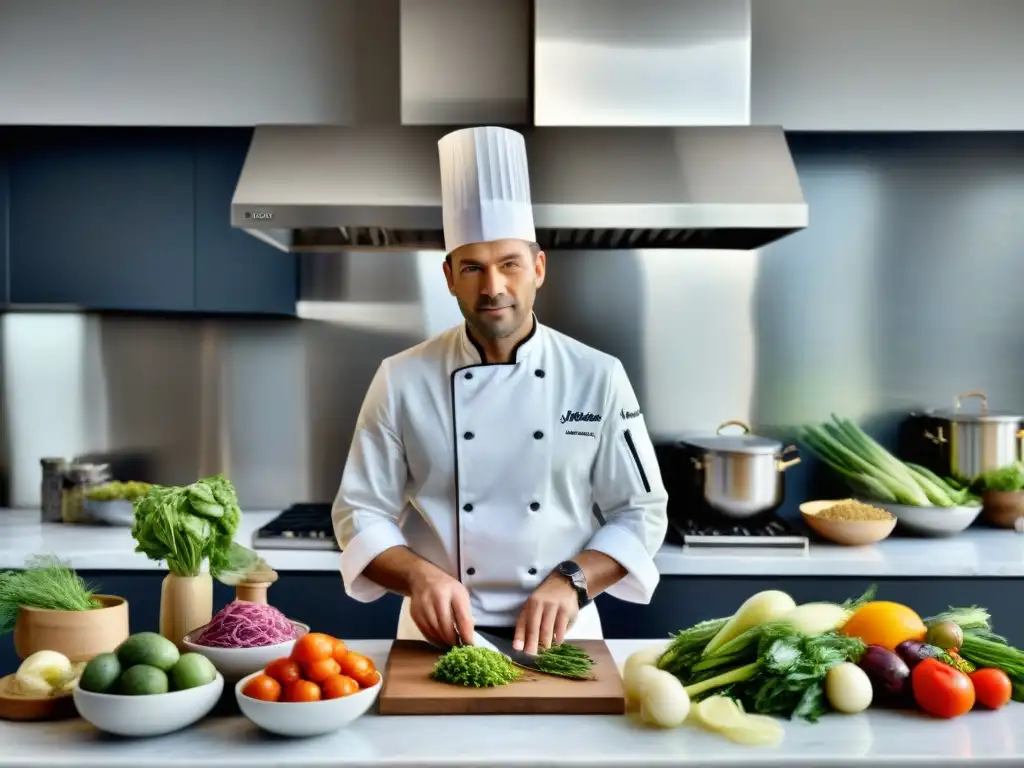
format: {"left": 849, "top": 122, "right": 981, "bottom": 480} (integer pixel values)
{"left": 534, "top": 643, "right": 595, "bottom": 679}
{"left": 0, "top": 554, "right": 101, "bottom": 635}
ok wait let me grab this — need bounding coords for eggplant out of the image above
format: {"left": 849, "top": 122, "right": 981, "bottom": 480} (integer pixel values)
{"left": 858, "top": 645, "right": 911, "bottom": 700}
{"left": 895, "top": 640, "right": 943, "bottom": 670}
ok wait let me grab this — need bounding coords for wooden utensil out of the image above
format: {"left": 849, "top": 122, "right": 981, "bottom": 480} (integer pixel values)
{"left": 378, "top": 640, "right": 625, "bottom": 715}
{"left": 0, "top": 674, "right": 78, "bottom": 722}
{"left": 235, "top": 559, "right": 279, "bottom": 604}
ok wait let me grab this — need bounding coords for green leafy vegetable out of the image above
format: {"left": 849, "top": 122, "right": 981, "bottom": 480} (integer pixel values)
{"left": 684, "top": 627, "right": 866, "bottom": 722}
{"left": 798, "top": 414, "right": 979, "bottom": 507}
{"left": 131, "top": 474, "right": 257, "bottom": 584}
{"left": 0, "top": 555, "right": 102, "bottom": 635}
{"left": 534, "top": 643, "right": 595, "bottom": 679}
{"left": 975, "top": 463, "right": 1024, "bottom": 493}
{"left": 432, "top": 645, "right": 523, "bottom": 687}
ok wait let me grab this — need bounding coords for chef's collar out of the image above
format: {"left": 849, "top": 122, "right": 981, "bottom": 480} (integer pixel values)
{"left": 460, "top": 313, "right": 541, "bottom": 365}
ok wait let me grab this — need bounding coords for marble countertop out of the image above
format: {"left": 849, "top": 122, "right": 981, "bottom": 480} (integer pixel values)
{"left": 2, "top": 640, "right": 1022, "bottom": 768}
{"left": 2, "top": 508, "right": 1024, "bottom": 577}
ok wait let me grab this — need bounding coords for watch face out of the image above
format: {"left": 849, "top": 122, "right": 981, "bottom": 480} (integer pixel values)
{"left": 558, "top": 561, "right": 582, "bottom": 577}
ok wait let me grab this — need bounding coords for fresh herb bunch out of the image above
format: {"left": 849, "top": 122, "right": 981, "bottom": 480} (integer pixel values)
{"left": 432, "top": 646, "right": 523, "bottom": 687}
{"left": 0, "top": 555, "right": 101, "bottom": 635}
{"left": 534, "top": 643, "right": 595, "bottom": 679}
{"left": 131, "top": 474, "right": 258, "bottom": 584}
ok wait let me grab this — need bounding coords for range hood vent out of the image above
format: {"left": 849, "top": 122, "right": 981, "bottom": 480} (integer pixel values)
{"left": 232, "top": 123, "right": 806, "bottom": 252}
{"left": 231, "top": 0, "right": 808, "bottom": 252}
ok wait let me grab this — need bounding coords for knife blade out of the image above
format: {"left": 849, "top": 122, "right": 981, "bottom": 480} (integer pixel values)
{"left": 471, "top": 629, "right": 547, "bottom": 674}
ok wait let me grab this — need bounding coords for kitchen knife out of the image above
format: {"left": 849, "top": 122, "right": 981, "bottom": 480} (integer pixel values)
{"left": 469, "top": 629, "right": 548, "bottom": 674}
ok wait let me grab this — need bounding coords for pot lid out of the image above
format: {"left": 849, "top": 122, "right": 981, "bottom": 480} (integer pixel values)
{"left": 930, "top": 408, "right": 1023, "bottom": 424}
{"left": 679, "top": 434, "right": 782, "bottom": 456}
{"left": 930, "top": 392, "right": 1023, "bottom": 423}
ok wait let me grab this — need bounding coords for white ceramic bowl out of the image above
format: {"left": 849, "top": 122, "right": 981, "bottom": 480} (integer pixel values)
{"left": 235, "top": 670, "right": 382, "bottom": 737}
{"left": 873, "top": 501, "right": 983, "bottom": 537}
{"left": 182, "top": 621, "right": 309, "bottom": 683}
{"left": 73, "top": 674, "right": 224, "bottom": 737}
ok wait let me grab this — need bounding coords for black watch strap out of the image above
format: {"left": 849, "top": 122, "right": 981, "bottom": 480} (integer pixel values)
{"left": 555, "top": 560, "right": 591, "bottom": 608}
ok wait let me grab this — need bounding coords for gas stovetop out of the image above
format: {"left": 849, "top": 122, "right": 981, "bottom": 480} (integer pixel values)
{"left": 252, "top": 503, "right": 338, "bottom": 551}
{"left": 671, "top": 515, "right": 809, "bottom": 550}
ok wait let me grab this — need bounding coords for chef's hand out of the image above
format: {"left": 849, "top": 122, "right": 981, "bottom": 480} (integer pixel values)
{"left": 408, "top": 563, "right": 474, "bottom": 647}
{"left": 514, "top": 576, "right": 578, "bottom": 655}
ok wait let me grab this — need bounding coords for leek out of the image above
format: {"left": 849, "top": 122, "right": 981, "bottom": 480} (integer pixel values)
{"left": 797, "top": 415, "right": 979, "bottom": 508}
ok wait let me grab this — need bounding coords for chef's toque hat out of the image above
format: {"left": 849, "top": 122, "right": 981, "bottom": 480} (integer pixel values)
{"left": 438, "top": 126, "right": 536, "bottom": 254}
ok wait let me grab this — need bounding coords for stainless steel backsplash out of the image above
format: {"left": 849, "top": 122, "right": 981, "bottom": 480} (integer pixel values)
{"left": 2, "top": 133, "right": 1023, "bottom": 509}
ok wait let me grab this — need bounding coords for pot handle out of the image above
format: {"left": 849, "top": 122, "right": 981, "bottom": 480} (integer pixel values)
{"left": 955, "top": 391, "right": 989, "bottom": 415}
{"left": 777, "top": 444, "right": 802, "bottom": 472}
{"left": 716, "top": 420, "right": 751, "bottom": 435}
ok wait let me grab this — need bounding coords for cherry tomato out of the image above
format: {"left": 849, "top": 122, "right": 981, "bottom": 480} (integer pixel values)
{"left": 264, "top": 657, "right": 302, "bottom": 686}
{"left": 970, "top": 668, "right": 1012, "bottom": 709}
{"left": 242, "top": 674, "right": 282, "bottom": 702}
{"left": 332, "top": 639, "right": 349, "bottom": 664}
{"left": 321, "top": 674, "right": 360, "bottom": 699}
{"left": 912, "top": 658, "right": 975, "bottom": 718}
{"left": 283, "top": 679, "right": 322, "bottom": 703}
{"left": 305, "top": 657, "right": 342, "bottom": 683}
{"left": 291, "top": 633, "right": 337, "bottom": 667}
{"left": 340, "top": 652, "right": 378, "bottom": 688}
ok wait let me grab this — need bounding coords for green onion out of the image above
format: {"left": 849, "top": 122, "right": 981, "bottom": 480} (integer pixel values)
{"left": 798, "top": 415, "right": 979, "bottom": 508}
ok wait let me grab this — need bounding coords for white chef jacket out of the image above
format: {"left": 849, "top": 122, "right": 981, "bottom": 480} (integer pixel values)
{"left": 331, "top": 317, "right": 669, "bottom": 638}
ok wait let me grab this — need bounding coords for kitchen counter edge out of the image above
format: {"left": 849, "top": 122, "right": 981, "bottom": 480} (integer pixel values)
{"left": 2, "top": 509, "right": 1024, "bottom": 578}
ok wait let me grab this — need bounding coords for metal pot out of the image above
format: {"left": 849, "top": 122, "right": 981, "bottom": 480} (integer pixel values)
{"left": 922, "top": 391, "right": 1024, "bottom": 482}
{"left": 683, "top": 420, "right": 802, "bottom": 520}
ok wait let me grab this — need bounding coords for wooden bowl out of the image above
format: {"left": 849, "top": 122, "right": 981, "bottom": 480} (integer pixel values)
{"left": 13, "top": 594, "right": 130, "bottom": 663}
{"left": 800, "top": 500, "right": 896, "bottom": 546}
{"left": 982, "top": 491, "right": 1024, "bottom": 529}
{"left": 0, "top": 674, "right": 78, "bottom": 722}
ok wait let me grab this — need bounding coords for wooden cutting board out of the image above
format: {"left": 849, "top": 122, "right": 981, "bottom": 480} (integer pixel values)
{"left": 378, "top": 640, "right": 625, "bottom": 715}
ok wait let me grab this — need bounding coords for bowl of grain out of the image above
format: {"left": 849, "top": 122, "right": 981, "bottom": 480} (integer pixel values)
{"left": 800, "top": 499, "right": 896, "bottom": 546}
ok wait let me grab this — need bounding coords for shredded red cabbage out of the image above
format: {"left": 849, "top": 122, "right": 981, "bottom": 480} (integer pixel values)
{"left": 193, "top": 600, "right": 300, "bottom": 648}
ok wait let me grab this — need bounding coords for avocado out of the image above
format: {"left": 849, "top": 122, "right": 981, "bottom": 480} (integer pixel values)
{"left": 116, "top": 632, "right": 180, "bottom": 672}
{"left": 79, "top": 652, "right": 122, "bottom": 693}
{"left": 169, "top": 653, "right": 217, "bottom": 691}
{"left": 116, "top": 664, "right": 169, "bottom": 696}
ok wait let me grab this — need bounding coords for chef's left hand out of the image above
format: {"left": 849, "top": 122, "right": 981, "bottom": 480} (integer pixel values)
{"left": 513, "top": 576, "right": 578, "bottom": 654}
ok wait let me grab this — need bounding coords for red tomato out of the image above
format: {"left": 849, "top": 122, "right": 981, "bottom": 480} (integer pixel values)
{"left": 331, "top": 639, "right": 349, "bottom": 664}
{"left": 283, "top": 679, "right": 322, "bottom": 702}
{"left": 291, "top": 633, "right": 336, "bottom": 667}
{"left": 242, "top": 674, "right": 282, "bottom": 702}
{"left": 321, "top": 674, "right": 360, "bottom": 699}
{"left": 305, "top": 657, "right": 342, "bottom": 683}
{"left": 912, "top": 658, "right": 975, "bottom": 718}
{"left": 264, "top": 657, "right": 302, "bottom": 686}
{"left": 970, "top": 668, "right": 1012, "bottom": 709}
{"left": 340, "top": 652, "right": 378, "bottom": 688}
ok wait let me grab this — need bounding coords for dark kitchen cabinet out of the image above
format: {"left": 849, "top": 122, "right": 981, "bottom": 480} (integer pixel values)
{"left": 194, "top": 130, "right": 298, "bottom": 315}
{"left": 0, "top": 144, "right": 9, "bottom": 306}
{"left": 9, "top": 129, "right": 196, "bottom": 311}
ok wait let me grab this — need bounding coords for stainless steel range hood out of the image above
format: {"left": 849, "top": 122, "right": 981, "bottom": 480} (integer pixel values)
{"left": 231, "top": 0, "right": 808, "bottom": 252}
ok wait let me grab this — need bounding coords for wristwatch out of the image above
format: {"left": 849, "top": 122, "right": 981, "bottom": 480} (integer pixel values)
{"left": 555, "top": 560, "right": 591, "bottom": 608}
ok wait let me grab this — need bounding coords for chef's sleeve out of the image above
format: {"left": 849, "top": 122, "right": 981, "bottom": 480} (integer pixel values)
{"left": 586, "top": 359, "right": 669, "bottom": 604}
{"left": 332, "top": 359, "right": 410, "bottom": 603}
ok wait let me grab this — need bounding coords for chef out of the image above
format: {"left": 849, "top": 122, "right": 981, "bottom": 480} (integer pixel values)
{"left": 332, "top": 125, "right": 668, "bottom": 654}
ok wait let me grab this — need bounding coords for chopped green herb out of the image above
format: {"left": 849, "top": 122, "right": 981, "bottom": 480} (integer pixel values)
{"left": 432, "top": 646, "right": 523, "bottom": 687}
